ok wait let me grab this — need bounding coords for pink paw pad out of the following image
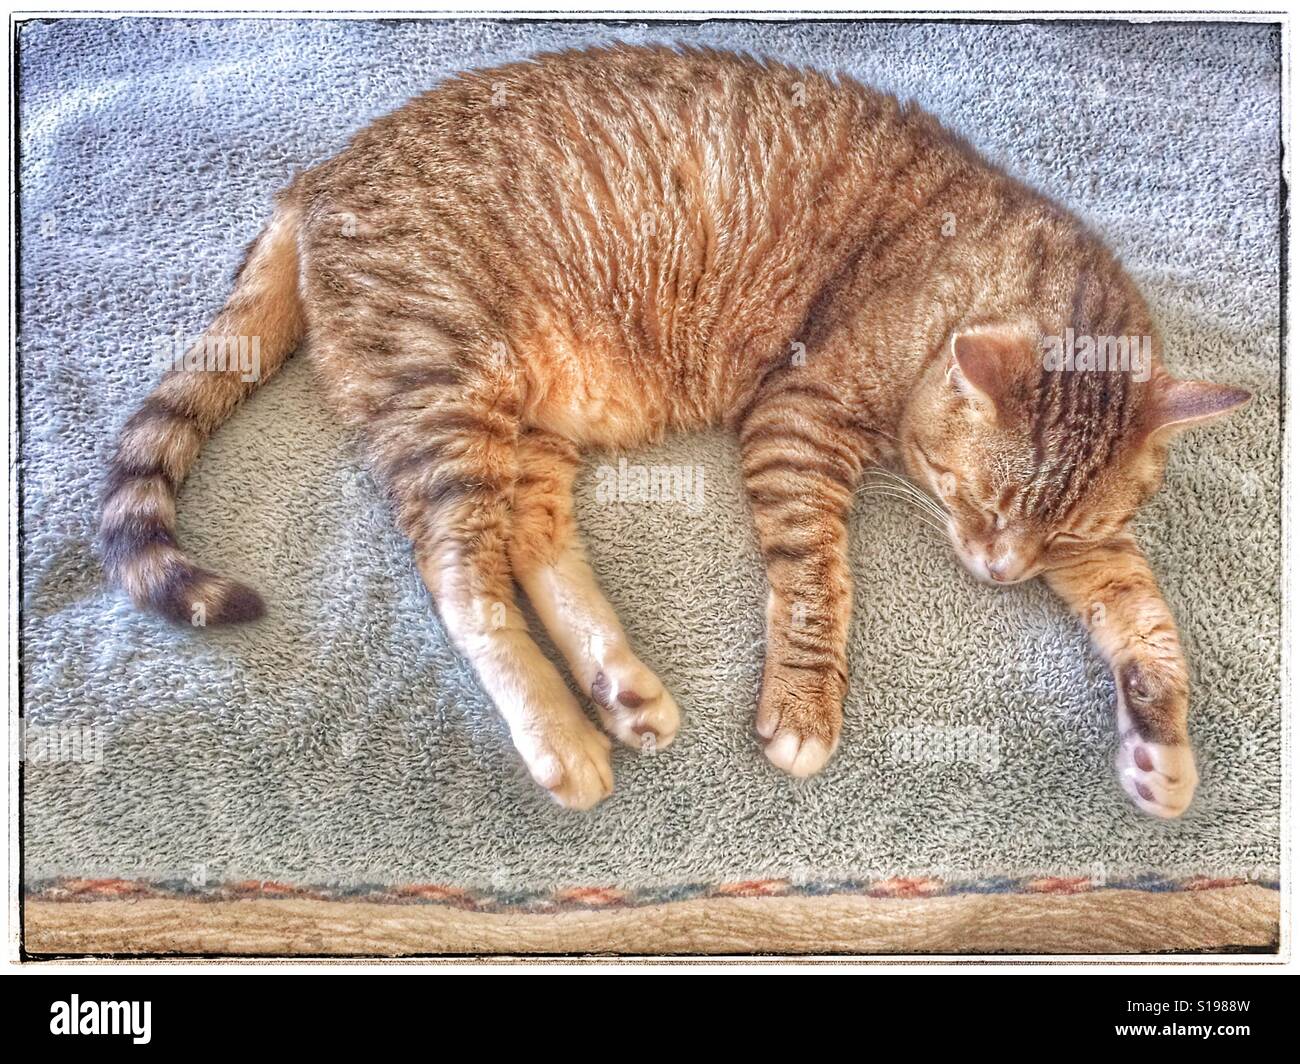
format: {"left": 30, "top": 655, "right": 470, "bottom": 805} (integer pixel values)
{"left": 1115, "top": 733, "right": 1198, "bottom": 819}
{"left": 589, "top": 665, "right": 680, "bottom": 752}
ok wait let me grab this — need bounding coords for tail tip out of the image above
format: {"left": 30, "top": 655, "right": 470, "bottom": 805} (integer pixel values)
{"left": 132, "top": 564, "right": 268, "bottom": 627}
{"left": 211, "top": 581, "right": 267, "bottom": 625}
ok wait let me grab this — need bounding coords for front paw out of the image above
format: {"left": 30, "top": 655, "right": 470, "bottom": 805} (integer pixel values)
{"left": 1117, "top": 728, "right": 1198, "bottom": 818}
{"left": 756, "top": 665, "right": 844, "bottom": 778}
{"left": 1114, "top": 661, "right": 1196, "bottom": 818}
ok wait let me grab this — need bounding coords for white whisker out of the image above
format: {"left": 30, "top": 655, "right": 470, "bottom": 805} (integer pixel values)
{"left": 854, "top": 488, "right": 951, "bottom": 533}
{"left": 858, "top": 473, "right": 948, "bottom": 520}
{"left": 859, "top": 495, "right": 948, "bottom": 527}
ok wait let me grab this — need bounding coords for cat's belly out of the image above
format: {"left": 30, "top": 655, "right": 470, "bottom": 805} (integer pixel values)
{"left": 516, "top": 323, "right": 723, "bottom": 448}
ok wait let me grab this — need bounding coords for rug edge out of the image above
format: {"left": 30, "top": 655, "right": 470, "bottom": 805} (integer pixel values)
{"left": 22, "top": 884, "right": 1281, "bottom": 958}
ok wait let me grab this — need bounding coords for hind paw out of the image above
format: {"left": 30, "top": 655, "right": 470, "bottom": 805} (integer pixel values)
{"left": 516, "top": 710, "right": 614, "bottom": 811}
{"left": 591, "top": 655, "right": 680, "bottom": 753}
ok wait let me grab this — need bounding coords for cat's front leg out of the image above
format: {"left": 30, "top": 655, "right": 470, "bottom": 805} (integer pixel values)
{"left": 739, "top": 383, "right": 869, "bottom": 777}
{"left": 1043, "top": 535, "right": 1197, "bottom": 818}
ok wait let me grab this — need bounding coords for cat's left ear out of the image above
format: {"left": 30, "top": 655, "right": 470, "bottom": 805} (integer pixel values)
{"left": 1142, "top": 377, "right": 1252, "bottom": 440}
{"left": 947, "top": 326, "right": 1034, "bottom": 422}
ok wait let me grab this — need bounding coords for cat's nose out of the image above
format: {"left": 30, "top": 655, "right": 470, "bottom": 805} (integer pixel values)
{"left": 984, "top": 546, "right": 1032, "bottom": 584}
{"left": 954, "top": 531, "right": 1030, "bottom": 586}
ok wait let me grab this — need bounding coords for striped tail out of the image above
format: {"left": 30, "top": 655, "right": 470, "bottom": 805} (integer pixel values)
{"left": 99, "top": 196, "right": 305, "bottom": 625}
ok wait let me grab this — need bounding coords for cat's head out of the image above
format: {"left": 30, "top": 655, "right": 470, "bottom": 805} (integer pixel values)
{"left": 900, "top": 321, "right": 1250, "bottom": 585}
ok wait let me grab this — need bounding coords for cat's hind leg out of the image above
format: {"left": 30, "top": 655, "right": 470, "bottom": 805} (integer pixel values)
{"left": 363, "top": 369, "right": 613, "bottom": 810}
{"left": 508, "top": 430, "right": 680, "bottom": 752}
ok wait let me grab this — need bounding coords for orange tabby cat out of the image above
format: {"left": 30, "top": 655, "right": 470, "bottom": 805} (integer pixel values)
{"left": 100, "top": 46, "right": 1249, "bottom": 816}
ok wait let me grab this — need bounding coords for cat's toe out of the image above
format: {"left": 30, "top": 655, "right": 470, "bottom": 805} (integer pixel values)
{"left": 592, "top": 659, "right": 680, "bottom": 752}
{"left": 521, "top": 716, "right": 614, "bottom": 811}
{"left": 1116, "top": 732, "right": 1197, "bottom": 818}
{"left": 764, "top": 729, "right": 835, "bottom": 778}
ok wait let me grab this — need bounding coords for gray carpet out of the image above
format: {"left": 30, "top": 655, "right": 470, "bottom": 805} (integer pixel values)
{"left": 19, "top": 18, "right": 1280, "bottom": 893}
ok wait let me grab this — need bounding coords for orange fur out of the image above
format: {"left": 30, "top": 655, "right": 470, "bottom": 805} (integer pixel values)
{"left": 100, "top": 46, "right": 1248, "bottom": 812}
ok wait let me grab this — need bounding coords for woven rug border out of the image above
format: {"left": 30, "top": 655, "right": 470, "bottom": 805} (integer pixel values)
{"left": 25, "top": 873, "right": 1281, "bottom": 913}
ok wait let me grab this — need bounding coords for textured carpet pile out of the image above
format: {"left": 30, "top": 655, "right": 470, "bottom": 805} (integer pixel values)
{"left": 19, "top": 19, "right": 1280, "bottom": 894}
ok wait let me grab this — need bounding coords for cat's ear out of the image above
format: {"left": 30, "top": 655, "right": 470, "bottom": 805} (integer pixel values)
{"left": 947, "top": 326, "right": 1032, "bottom": 421}
{"left": 1142, "top": 377, "right": 1252, "bottom": 440}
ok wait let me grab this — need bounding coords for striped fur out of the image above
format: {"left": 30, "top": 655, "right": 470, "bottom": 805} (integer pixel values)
{"left": 101, "top": 194, "right": 305, "bottom": 625}
{"left": 101, "top": 46, "right": 1248, "bottom": 812}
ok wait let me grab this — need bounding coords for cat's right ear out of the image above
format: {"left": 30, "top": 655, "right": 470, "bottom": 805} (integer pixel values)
{"left": 946, "top": 326, "right": 1030, "bottom": 422}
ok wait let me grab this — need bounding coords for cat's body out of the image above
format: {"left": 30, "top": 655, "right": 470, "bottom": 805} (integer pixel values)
{"left": 101, "top": 46, "right": 1248, "bottom": 815}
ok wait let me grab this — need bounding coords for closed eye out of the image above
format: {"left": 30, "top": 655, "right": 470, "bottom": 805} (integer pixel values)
{"left": 916, "top": 449, "right": 952, "bottom": 478}
{"left": 1048, "top": 531, "right": 1088, "bottom": 548}
{"left": 916, "top": 450, "right": 957, "bottom": 497}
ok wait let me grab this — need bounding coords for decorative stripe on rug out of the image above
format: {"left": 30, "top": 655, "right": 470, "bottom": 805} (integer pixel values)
{"left": 25, "top": 874, "right": 1280, "bottom": 913}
